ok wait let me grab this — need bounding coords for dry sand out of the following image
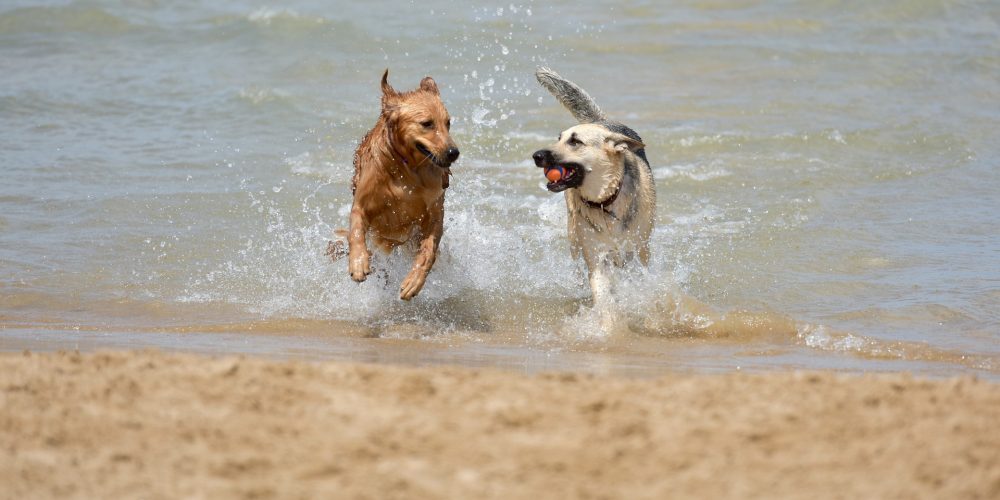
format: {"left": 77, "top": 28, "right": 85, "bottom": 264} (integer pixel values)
{"left": 1, "top": 350, "right": 998, "bottom": 499}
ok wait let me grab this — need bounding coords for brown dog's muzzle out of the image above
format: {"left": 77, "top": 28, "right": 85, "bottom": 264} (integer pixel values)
{"left": 416, "top": 143, "right": 460, "bottom": 168}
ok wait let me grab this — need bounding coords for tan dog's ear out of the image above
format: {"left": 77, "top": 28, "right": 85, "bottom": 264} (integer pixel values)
{"left": 419, "top": 76, "right": 439, "bottom": 95}
{"left": 381, "top": 69, "right": 398, "bottom": 110}
{"left": 605, "top": 133, "right": 645, "bottom": 154}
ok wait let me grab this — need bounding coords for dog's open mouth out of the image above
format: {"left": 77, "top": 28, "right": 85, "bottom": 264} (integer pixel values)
{"left": 415, "top": 143, "right": 448, "bottom": 168}
{"left": 544, "top": 163, "right": 582, "bottom": 192}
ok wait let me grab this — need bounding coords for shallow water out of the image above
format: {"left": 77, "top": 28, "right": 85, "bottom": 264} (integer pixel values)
{"left": 1, "top": 0, "right": 998, "bottom": 378}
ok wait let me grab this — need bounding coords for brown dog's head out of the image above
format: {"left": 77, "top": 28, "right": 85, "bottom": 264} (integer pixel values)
{"left": 380, "top": 70, "right": 459, "bottom": 169}
{"left": 532, "top": 123, "right": 644, "bottom": 202}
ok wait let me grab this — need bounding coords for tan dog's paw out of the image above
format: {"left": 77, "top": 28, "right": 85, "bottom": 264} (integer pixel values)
{"left": 348, "top": 249, "right": 372, "bottom": 282}
{"left": 399, "top": 268, "right": 428, "bottom": 300}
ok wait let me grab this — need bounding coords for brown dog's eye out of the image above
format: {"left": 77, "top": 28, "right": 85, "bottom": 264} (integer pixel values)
{"left": 421, "top": 120, "right": 434, "bottom": 129}
{"left": 445, "top": 119, "right": 451, "bottom": 130}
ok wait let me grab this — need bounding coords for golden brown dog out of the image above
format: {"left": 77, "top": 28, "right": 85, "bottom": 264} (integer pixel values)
{"left": 341, "top": 70, "right": 459, "bottom": 300}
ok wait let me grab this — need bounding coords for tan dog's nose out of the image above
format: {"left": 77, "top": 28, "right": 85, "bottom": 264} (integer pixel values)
{"left": 532, "top": 149, "right": 552, "bottom": 167}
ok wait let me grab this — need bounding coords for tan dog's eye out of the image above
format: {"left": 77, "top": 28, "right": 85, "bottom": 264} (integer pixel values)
{"left": 567, "top": 136, "right": 583, "bottom": 147}
{"left": 421, "top": 120, "right": 434, "bottom": 129}
{"left": 445, "top": 118, "right": 451, "bottom": 130}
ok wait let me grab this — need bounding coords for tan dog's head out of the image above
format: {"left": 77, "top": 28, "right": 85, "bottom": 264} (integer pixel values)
{"left": 380, "top": 70, "right": 459, "bottom": 169}
{"left": 532, "top": 123, "right": 644, "bottom": 202}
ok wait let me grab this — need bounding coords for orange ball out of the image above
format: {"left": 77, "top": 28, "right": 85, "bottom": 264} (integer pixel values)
{"left": 545, "top": 166, "right": 564, "bottom": 183}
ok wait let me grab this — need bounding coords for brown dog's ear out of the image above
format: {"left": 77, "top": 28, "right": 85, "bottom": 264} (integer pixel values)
{"left": 605, "top": 133, "right": 645, "bottom": 154}
{"left": 419, "top": 76, "right": 439, "bottom": 95}
{"left": 381, "top": 69, "right": 398, "bottom": 109}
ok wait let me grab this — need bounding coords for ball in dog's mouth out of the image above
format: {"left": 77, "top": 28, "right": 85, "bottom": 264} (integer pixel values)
{"left": 544, "top": 164, "right": 580, "bottom": 192}
{"left": 545, "top": 166, "right": 565, "bottom": 183}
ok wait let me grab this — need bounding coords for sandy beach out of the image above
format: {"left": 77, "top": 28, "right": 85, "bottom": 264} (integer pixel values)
{"left": 3, "top": 1, "right": 999, "bottom": 498}
{"left": 2, "top": 350, "right": 997, "bottom": 499}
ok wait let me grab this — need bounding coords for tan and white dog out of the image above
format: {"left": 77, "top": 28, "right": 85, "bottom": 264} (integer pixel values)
{"left": 531, "top": 68, "right": 803, "bottom": 340}
{"left": 532, "top": 68, "right": 656, "bottom": 307}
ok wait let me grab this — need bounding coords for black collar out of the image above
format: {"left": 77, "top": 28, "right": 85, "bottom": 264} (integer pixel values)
{"left": 582, "top": 181, "right": 621, "bottom": 211}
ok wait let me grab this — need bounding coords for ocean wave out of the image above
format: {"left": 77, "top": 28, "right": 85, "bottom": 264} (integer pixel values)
{"left": 285, "top": 151, "right": 350, "bottom": 183}
{"left": 674, "top": 128, "right": 858, "bottom": 151}
{"left": 654, "top": 163, "right": 732, "bottom": 182}
{"left": 246, "top": 7, "right": 322, "bottom": 27}
{"left": 236, "top": 86, "right": 292, "bottom": 105}
{"left": 0, "top": 6, "right": 135, "bottom": 34}
{"left": 796, "top": 323, "right": 996, "bottom": 372}
{"left": 205, "top": 7, "right": 354, "bottom": 36}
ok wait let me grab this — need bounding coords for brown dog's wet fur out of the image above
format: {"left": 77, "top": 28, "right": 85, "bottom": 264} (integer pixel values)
{"left": 339, "top": 70, "right": 459, "bottom": 300}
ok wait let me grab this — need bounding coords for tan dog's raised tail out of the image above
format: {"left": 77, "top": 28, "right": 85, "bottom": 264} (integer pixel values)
{"left": 340, "top": 69, "right": 459, "bottom": 300}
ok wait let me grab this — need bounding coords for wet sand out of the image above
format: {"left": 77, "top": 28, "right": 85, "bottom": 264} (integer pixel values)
{"left": 2, "top": 350, "right": 998, "bottom": 499}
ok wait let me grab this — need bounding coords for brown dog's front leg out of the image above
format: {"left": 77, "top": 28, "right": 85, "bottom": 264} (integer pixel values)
{"left": 347, "top": 207, "right": 372, "bottom": 282}
{"left": 399, "top": 235, "right": 437, "bottom": 300}
{"left": 399, "top": 204, "right": 443, "bottom": 300}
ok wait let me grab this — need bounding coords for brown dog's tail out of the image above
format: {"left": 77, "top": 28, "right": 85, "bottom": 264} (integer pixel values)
{"left": 535, "top": 67, "right": 606, "bottom": 124}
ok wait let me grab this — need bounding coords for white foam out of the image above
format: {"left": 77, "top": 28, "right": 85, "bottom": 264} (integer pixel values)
{"left": 470, "top": 106, "right": 497, "bottom": 127}
{"left": 286, "top": 151, "right": 351, "bottom": 183}
{"left": 505, "top": 130, "right": 553, "bottom": 143}
{"left": 237, "top": 86, "right": 290, "bottom": 105}
{"left": 798, "top": 323, "right": 868, "bottom": 352}
{"left": 536, "top": 195, "right": 566, "bottom": 227}
{"left": 654, "top": 163, "right": 731, "bottom": 182}
{"left": 247, "top": 7, "right": 307, "bottom": 25}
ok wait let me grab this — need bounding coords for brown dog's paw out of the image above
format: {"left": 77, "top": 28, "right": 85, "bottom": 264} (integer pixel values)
{"left": 325, "top": 240, "right": 347, "bottom": 262}
{"left": 349, "top": 251, "right": 372, "bottom": 282}
{"left": 399, "top": 268, "right": 427, "bottom": 301}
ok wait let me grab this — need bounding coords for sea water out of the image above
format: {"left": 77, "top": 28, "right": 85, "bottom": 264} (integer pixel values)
{"left": 1, "top": 0, "right": 998, "bottom": 377}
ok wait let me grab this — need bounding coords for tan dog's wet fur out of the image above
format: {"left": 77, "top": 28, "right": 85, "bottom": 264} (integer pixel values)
{"left": 534, "top": 68, "right": 801, "bottom": 338}
{"left": 340, "top": 70, "right": 459, "bottom": 300}
{"left": 539, "top": 124, "right": 655, "bottom": 305}
{"left": 531, "top": 67, "right": 657, "bottom": 307}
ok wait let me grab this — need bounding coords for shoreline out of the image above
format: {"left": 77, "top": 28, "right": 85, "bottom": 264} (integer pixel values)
{"left": 3, "top": 325, "right": 996, "bottom": 381}
{"left": 2, "top": 350, "right": 998, "bottom": 499}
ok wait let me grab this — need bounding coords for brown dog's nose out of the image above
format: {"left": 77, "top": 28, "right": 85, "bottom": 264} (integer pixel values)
{"left": 532, "top": 149, "right": 551, "bottom": 167}
{"left": 446, "top": 147, "right": 460, "bottom": 164}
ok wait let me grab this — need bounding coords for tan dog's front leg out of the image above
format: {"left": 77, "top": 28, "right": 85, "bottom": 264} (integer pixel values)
{"left": 399, "top": 204, "right": 443, "bottom": 300}
{"left": 347, "top": 207, "right": 372, "bottom": 282}
{"left": 588, "top": 261, "right": 617, "bottom": 309}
